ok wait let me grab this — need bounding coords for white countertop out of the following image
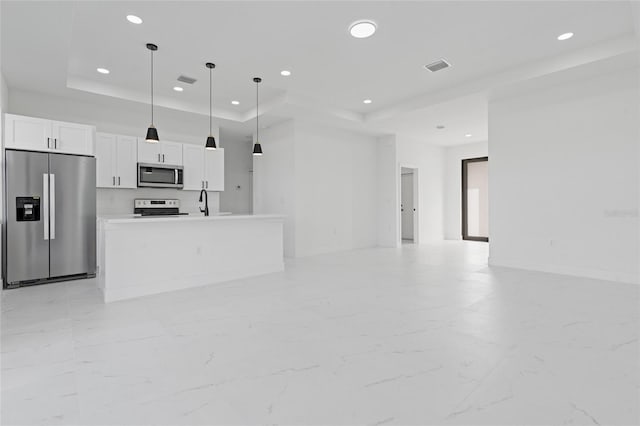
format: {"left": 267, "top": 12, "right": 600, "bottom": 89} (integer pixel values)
{"left": 99, "top": 213, "right": 285, "bottom": 224}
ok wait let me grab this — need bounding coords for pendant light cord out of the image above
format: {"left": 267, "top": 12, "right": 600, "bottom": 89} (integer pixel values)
{"left": 150, "top": 48, "right": 154, "bottom": 125}
{"left": 209, "top": 67, "right": 212, "bottom": 136}
{"left": 256, "top": 80, "right": 259, "bottom": 141}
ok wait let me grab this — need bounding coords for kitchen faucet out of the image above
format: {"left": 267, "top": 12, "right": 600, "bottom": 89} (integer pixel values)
{"left": 199, "top": 189, "right": 209, "bottom": 216}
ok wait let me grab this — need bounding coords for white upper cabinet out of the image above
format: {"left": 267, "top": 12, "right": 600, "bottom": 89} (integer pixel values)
{"left": 96, "top": 133, "right": 117, "bottom": 188}
{"left": 137, "top": 140, "right": 162, "bottom": 164}
{"left": 137, "top": 139, "right": 183, "bottom": 165}
{"left": 96, "top": 133, "right": 138, "bottom": 189}
{"left": 51, "top": 121, "right": 95, "bottom": 155}
{"left": 115, "top": 136, "right": 138, "bottom": 188}
{"left": 182, "top": 146, "right": 224, "bottom": 192}
{"left": 4, "top": 114, "right": 95, "bottom": 156}
{"left": 182, "top": 144, "right": 205, "bottom": 191}
{"left": 204, "top": 148, "right": 224, "bottom": 191}
{"left": 4, "top": 115, "right": 50, "bottom": 151}
{"left": 161, "top": 141, "right": 183, "bottom": 166}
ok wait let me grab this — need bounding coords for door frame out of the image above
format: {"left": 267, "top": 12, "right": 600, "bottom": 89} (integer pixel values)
{"left": 461, "top": 156, "right": 489, "bottom": 242}
{"left": 398, "top": 164, "right": 419, "bottom": 245}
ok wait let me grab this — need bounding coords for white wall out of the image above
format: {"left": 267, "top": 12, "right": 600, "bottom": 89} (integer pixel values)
{"left": 252, "top": 120, "right": 297, "bottom": 257}
{"left": 294, "top": 122, "right": 378, "bottom": 257}
{"left": 489, "top": 65, "right": 639, "bottom": 284}
{"left": 443, "top": 141, "right": 488, "bottom": 240}
{"left": 253, "top": 120, "right": 381, "bottom": 258}
{"left": 7, "top": 88, "right": 231, "bottom": 215}
{"left": 219, "top": 131, "right": 252, "bottom": 214}
{"left": 395, "top": 135, "right": 445, "bottom": 243}
{"left": 377, "top": 135, "right": 398, "bottom": 247}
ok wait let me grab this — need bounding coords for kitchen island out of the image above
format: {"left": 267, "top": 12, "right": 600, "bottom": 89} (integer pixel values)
{"left": 97, "top": 214, "right": 284, "bottom": 302}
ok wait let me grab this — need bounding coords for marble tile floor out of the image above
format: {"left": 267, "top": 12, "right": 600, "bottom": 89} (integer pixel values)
{"left": 1, "top": 241, "right": 638, "bottom": 425}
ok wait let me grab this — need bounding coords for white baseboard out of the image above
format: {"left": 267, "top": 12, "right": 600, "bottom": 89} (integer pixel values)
{"left": 488, "top": 256, "right": 639, "bottom": 285}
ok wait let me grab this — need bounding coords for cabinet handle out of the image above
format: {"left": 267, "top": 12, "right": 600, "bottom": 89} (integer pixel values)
{"left": 54, "top": 138, "right": 57, "bottom": 149}
{"left": 47, "top": 137, "right": 51, "bottom": 148}
{"left": 162, "top": 154, "right": 165, "bottom": 163}
{"left": 112, "top": 176, "right": 115, "bottom": 186}
{"left": 201, "top": 181, "right": 204, "bottom": 189}
{"left": 206, "top": 181, "right": 208, "bottom": 189}
{"left": 157, "top": 154, "right": 161, "bottom": 162}
{"left": 118, "top": 176, "right": 121, "bottom": 186}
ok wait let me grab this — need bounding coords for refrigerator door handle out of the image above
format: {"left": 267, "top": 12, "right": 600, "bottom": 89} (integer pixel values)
{"left": 50, "top": 174, "right": 56, "bottom": 240}
{"left": 43, "top": 174, "right": 49, "bottom": 240}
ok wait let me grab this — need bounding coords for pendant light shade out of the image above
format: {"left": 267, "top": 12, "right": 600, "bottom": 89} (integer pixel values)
{"left": 205, "top": 62, "right": 217, "bottom": 150}
{"left": 253, "top": 77, "right": 263, "bottom": 156}
{"left": 145, "top": 43, "right": 159, "bottom": 143}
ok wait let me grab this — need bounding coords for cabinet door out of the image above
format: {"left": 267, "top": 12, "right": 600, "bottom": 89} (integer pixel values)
{"left": 95, "top": 133, "right": 117, "bottom": 188}
{"left": 161, "top": 141, "right": 183, "bottom": 165}
{"left": 182, "top": 144, "right": 205, "bottom": 191}
{"left": 115, "top": 136, "right": 138, "bottom": 188}
{"left": 204, "top": 148, "right": 224, "bottom": 191}
{"left": 4, "top": 114, "right": 51, "bottom": 151}
{"left": 52, "top": 121, "right": 95, "bottom": 155}
{"left": 137, "top": 139, "right": 162, "bottom": 164}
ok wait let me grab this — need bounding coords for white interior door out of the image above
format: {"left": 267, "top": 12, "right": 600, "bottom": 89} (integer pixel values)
{"left": 401, "top": 172, "right": 414, "bottom": 241}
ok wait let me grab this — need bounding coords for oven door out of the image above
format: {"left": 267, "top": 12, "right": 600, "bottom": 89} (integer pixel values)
{"left": 137, "top": 163, "right": 184, "bottom": 188}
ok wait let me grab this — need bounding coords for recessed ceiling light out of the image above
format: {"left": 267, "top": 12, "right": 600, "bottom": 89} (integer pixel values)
{"left": 363, "top": 99, "right": 372, "bottom": 104}
{"left": 465, "top": 133, "right": 472, "bottom": 138}
{"left": 436, "top": 125, "right": 445, "bottom": 130}
{"left": 349, "top": 20, "right": 377, "bottom": 38}
{"left": 280, "top": 70, "right": 291, "bottom": 76}
{"left": 173, "top": 86, "right": 183, "bottom": 92}
{"left": 96, "top": 68, "right": 110, "bottom": 74}
{"left": 231, "top": 100, "right": 240, "bottom": 105}
{"left": 126, "top": 15, "right": 143, "bottom": 24}
{"left": 557, "top": 32, "right": 574, "bottom": 41}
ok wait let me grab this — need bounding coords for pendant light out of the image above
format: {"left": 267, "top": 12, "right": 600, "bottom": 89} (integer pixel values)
{"left": 145, "top": 43, "right": 159, "bottom": 143}
{"left": 252, "top": 77, "right": 263, "bottom": 156}
{"left": 205, "top": 62, "right": 217, "bottom": 150}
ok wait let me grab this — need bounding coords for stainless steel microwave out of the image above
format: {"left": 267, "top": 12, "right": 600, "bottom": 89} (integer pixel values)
{"left": 137, "top": 163, "right": 184, "bottom": 189}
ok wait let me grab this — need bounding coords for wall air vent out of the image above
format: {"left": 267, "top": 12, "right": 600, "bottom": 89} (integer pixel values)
{"left": 424, "top": 59, "right": 451, "bottom": 72}
{"left": 177, "top": 75, "right": 197, "bottom": 84}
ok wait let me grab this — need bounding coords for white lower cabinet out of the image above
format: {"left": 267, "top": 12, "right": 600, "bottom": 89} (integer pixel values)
{"left": 96, "top": 133, "right": 138, "bottom": 188}
{"left": 182, "top": 145, "right": 224, "bottom": 191}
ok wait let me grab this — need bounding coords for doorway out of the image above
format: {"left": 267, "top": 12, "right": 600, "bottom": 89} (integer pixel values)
{"left": 401, "top": 167, "right": 418, "bottom": 243}
{"left": 462, "top": 157, "right": 489, "bottom": 242}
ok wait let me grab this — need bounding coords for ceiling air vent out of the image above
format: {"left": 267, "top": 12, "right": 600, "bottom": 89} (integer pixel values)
{"left": 177, "top": 75, "right": 197, "bottom": 84}
{"left": 424, "top": 59, "right": 451, "bottom": 73}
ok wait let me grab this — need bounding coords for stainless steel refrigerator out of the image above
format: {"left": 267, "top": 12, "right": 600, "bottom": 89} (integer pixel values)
{"left": 3, "top": 149, "right": 96, "bottom": 288}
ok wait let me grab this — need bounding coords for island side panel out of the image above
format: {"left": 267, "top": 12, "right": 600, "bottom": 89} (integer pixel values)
{"left": 101, "top": 218, "right": 284, "bottom": 302}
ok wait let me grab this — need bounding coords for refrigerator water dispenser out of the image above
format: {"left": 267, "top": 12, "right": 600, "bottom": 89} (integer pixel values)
{"left": 16, "top": 196, "right": 40, "bottom": 221}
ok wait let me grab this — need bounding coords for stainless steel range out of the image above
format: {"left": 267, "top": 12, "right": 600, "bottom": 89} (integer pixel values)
{"left": 134, "top": 199, "right": 187, "bottom": 216}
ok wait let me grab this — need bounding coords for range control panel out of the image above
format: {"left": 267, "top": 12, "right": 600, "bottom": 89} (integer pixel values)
{"left": 16, "top": 197, "right": 41, "bottom": 222}
{"left": 134, "top": 199, "right": 180, "bottom": 209}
